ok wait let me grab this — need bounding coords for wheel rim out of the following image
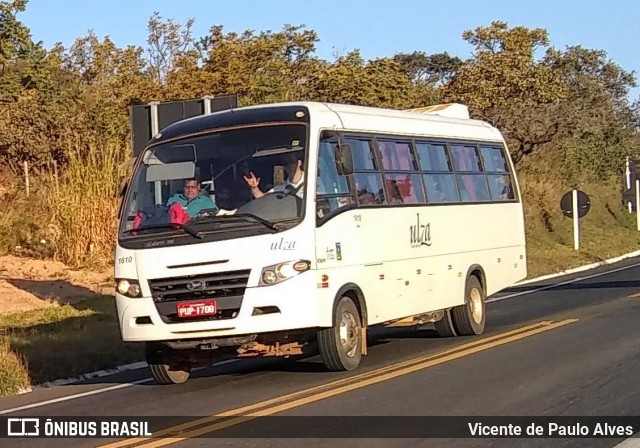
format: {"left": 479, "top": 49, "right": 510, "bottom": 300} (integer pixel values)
{"left": 166, "top": 366, "right": 189, "bottom": 383}
{"left": 339, "top": 310, "right": 359, "bottom": 358}
{"left": 469, "top": 287, "right": 484, "bottom": 324}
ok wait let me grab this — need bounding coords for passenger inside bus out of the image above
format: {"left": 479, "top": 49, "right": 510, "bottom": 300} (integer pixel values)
{"left": 243, "top": 151, "right": 305, "bottom": 199}
{"left": 358, "top": 190, "right": 377, "bottom": 205}
{"left": 166, "top": 178, "right": 218, "bottom": 218}
{"left": 131, "top": 177, "right": 218, "bottom": 231}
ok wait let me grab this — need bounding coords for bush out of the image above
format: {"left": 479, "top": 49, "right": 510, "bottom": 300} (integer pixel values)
{"left": 0, "top": 175, "right": 56, "bottom": 258}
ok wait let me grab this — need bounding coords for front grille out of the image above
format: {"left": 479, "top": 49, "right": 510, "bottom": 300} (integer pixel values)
{"left": 148, "top": 269, "right": 250, "bottom": 324}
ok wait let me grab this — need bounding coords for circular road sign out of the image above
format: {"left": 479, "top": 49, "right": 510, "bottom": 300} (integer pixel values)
{"left": 560, "top": 190, "right": 591, "bottom": 219}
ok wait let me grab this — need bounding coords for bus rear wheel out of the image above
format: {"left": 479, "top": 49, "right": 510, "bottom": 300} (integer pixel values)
{"left": 146, "top": 343, "right": 192, "bottom": 385}
{"left": 434, "top": 309, "right": 457, "bottom": 337}
{"left": 318, "top": 296, "right": 362, "bottom": 371}
{"left": 451, "top": 275, "right": 486, "bottom": 336}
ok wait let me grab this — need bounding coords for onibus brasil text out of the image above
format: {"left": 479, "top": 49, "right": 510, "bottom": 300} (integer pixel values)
{"left": 8, "top": 419, "right": 151, "bottom": 438}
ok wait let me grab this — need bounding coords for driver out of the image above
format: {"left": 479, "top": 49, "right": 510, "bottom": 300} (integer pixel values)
{"left": 243, "top": 151, "right": 305, "bottom": 199}
{"left": 167, "top": 177, "right": 218, "bottom": 218}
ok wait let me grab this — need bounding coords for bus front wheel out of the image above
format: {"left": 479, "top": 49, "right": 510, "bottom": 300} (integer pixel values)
{"left": 451, "top": 275, "right": 486, "bottom": 336}
{"left": 146, "top": 343, "right": 192, "bottom": 385}
{"left": 318, "top": 296, "right": 362, "bottom": 371}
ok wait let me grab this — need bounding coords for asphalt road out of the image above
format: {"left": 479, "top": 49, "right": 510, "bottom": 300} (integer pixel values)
{"left": 2, "top": 257, "right": 640, "bottom": 448}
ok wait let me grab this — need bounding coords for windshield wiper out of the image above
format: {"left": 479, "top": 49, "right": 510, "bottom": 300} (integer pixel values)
{"left": 233, "top": 213, "right": 279, "bottom": 231}
{"left": 122, "top": 223, "right": 202, "bottom": 239}
{"left": 188, "top": 213, "right": 280, "bottom": 232}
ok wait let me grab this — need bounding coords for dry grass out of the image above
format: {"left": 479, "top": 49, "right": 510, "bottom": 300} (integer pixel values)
{"left": 44, "top": 137, "right": 127, "bottom": 268}
{"left": 0, "top": 137, "right": 129, "bottom": 268}
{"left": 0, "top": 339, "right": 30, "bottom": 396}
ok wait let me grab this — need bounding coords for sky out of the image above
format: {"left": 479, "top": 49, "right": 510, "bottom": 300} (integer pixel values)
{"left": 15, "top": 0, "right": 640, "bottom": 100}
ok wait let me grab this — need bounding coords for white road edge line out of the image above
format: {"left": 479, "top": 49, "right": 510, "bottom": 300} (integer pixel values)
{"left": 0, "top": 359, "right": 239, "bottom": 415}
{"left": 0, "top": 378, "right": 152, "bottom": 415}
{"left": 32, "top": 361, "right": 149, "bottom": 390}
{"left": 486, "top": 261, "right": 640, "bottom": 303}
{"left": 514, "top": 249, "right": 640, "bottom": 286}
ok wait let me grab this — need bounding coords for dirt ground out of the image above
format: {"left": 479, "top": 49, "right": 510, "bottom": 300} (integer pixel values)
{"left": 0, "top": 254, "right": 113, "bottom": 314}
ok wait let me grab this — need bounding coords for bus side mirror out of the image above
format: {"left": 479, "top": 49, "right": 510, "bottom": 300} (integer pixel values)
{"left": 335, "top": 143, "right": 353, "bottom": 176}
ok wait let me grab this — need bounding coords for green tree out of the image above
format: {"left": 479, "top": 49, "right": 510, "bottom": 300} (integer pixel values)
{"left": 0, "top": 0, "right": 34, "bottom": 101}
{"left": 442, "top": 21, "right": 568, "bottom": 164}
{"left": 0, "top": 0, "right": 30, "bottom": 74}
{"left": 63, "top": 31, "right": 157, "bottom": 147}
{"left": 199, "top": 24, "right": 320, "bottom": 104}
{"left": 146, "top": 11, "right": 195, "bottom": 84}
{"left": 305, "top": 50, "right": 416, "bottom": 108}
{"left": 0, "top": 47, "right": 83, "bottom": 169}
{"left": 393, "top": 51, "right": 464, "bottom": 85}
{"left": 544, "top": 45, "right": 638, "bottom": 180}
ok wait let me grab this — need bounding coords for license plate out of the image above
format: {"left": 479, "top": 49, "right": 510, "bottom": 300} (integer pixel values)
{"left": 177, "top": 301, "right": 217, "bottom": 318}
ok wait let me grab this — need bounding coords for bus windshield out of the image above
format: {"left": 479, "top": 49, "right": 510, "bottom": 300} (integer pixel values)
{"left": 119, "top": 123, "right": 308, "bottom": 239}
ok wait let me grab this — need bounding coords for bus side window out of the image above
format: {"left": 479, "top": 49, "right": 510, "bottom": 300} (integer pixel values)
{"left": 480, "top": 145, "right": 516, "bottom": 201}
{"left": 345, "top": 138, "right": 387, "bottom": 206}
{"left": 416, "top": 142, "right": 459, "bottom": 204}
{"left": 316, "top": 135, "right": 354, "bottom": 220}
{"left": 450, "top": 144, "right": 490, "bottom": 202}
{"left": 379, "top": 140, "right": 424, "bottom": 205}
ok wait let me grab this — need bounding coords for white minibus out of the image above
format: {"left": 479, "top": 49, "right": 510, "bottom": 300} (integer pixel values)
{"left": 115, "top": 101, "right": 527, "bottom": 384}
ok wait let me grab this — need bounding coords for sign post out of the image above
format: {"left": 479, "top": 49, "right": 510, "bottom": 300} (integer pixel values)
{"left": 572, "top": 190, "right": 579, "bottom": 250}
{"left": 626, "top": 157, "right": 632, "bottom": 212}
{"left": 636, "top": 179, "right": 640, "bottom": 231}
{"left": 560, "top": 189, "right": 591, "bottom": 251}
{"left": 623, "top": 157, "right": 640, "bottom": 213}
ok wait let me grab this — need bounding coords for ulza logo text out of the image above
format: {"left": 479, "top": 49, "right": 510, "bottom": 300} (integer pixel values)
{"left": 410, "top": 213, "right": 432, "bottom": 248}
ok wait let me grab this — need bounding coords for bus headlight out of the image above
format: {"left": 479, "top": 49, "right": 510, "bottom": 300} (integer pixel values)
{"left": 116, "top": 278, "right": 142, "bottom": 298}
{"left": 259, "top": 260, "right": 311, "bottom": 286}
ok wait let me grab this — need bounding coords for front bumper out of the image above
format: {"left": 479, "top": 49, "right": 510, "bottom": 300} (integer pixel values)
{"left": 115, "top": 272, "right": 331, "bottom": 342}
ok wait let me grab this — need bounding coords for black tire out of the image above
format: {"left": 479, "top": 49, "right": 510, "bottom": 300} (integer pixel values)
{"left": 146, "top": 343, "right": 191, "bottom": 385}
{"left": 451, "top": 275, "right": 486, "bottom": 336}
{"left": 317, "top": 296, "right": 362, "bottom": 371}
{"left": 434, "top": 309, "right": 458, "bottom": 337}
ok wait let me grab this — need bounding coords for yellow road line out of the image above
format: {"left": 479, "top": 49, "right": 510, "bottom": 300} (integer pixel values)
{"left": 98, "top": 320, "right": 548, "bottom": 448}
{"left": 98, "top": 319, "right": 577, "bottom": 448}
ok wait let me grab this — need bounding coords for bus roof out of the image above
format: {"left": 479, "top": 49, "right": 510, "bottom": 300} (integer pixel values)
{"left": 316, "top": 102, "right": 502, "bottom": 142}
{"left": 404, "top": 103, "right": 470, "bottom": 119}
{"left": 148, "top": 101, "right": 503, "bottom": 146}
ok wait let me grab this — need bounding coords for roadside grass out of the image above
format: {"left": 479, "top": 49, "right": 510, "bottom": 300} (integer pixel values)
{"left": 0, "top": 295, "right": 144, "bottom": 396}
{"left": 0, "top": 339, "right": 30, "bottom": 397}
{"left": 525, "top": 209, "right": 640, "bottom": 278}
{"left": 521, "top": 174, "right": 640, "bottom": 278}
